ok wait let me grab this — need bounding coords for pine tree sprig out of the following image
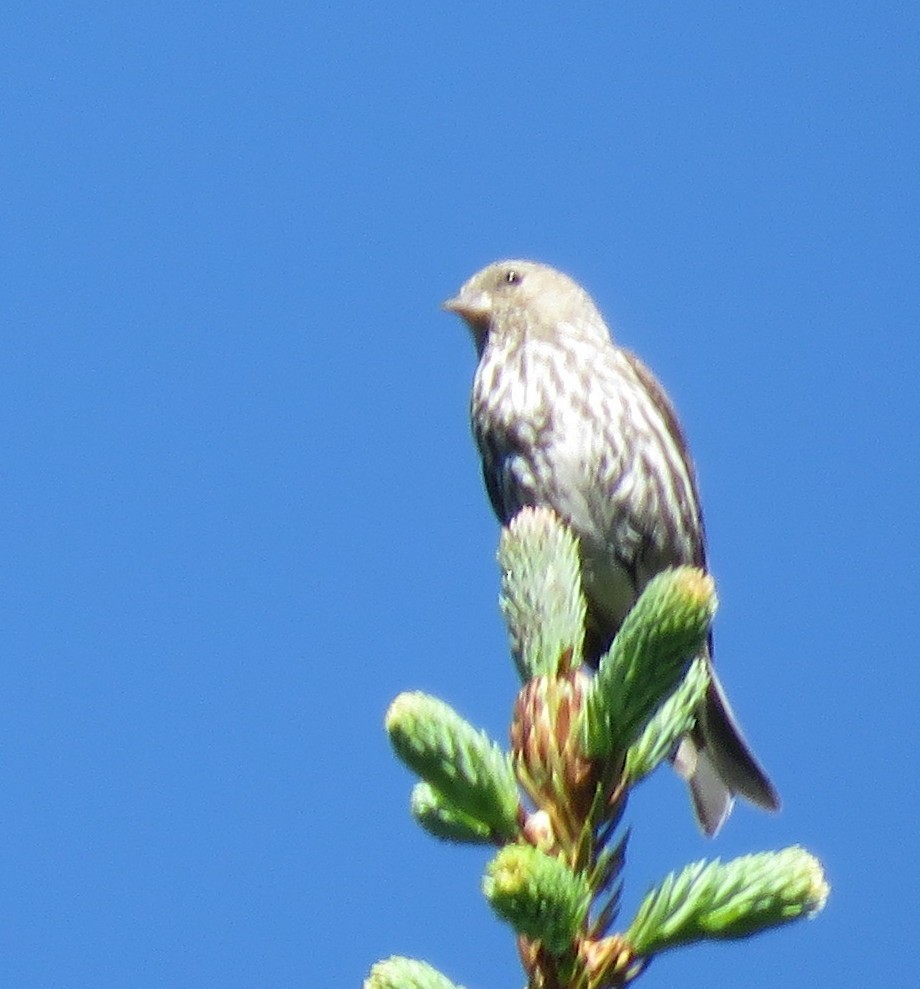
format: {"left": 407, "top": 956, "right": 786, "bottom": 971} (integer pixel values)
{"left": 364, "top": 956, "right": 465, "bottom": 989}
{"left": 625, "top": 846, "right": 830, "bottom": 957}
{"left": 410, "top": 782, "right": 496, "bottom": 844}
{"left": 483, "top": 843, "right": 592, "bottom": 957}
{"left": 386, "top": 692, "right": 520, "bottom": 841}
{"left": 499, "top": 506, "right": 587, "bottom": 681}
{"left": 377, "top": 510, "right": 828, "bottom": 987}
{"left": 625, "top": 656, "right": 710, "bottom": 784}
{"left": 581, "top": 567, "right": 716, "bottom": 759}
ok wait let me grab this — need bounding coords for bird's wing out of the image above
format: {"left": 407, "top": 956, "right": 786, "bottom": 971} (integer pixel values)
{"left": 480, "top": 449, "right": 510, "bottom": 523}
{"left": 619, "top": 349, "right": 708, "bottom": 569}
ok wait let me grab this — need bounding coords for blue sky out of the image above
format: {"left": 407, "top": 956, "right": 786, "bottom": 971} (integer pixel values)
{"left": 3, "top": 3, "right": 918, "bottom": 987}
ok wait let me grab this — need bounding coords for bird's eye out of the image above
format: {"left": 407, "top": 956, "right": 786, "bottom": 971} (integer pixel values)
{"left": 504, "top": 269, "right": 522, "bottom": 285}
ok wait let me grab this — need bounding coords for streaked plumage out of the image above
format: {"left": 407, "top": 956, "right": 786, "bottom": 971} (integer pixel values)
{"left": 445, "top": 259, "right": 779, "bottom": 835}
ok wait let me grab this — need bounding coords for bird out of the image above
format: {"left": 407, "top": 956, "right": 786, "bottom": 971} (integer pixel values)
{"left": 443, "top": 259, "right": 780, "bottom": 836}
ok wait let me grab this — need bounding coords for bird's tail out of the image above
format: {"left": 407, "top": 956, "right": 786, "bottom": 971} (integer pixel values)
{"left": 675, "top": 667, "right": 781, "bottom": 836}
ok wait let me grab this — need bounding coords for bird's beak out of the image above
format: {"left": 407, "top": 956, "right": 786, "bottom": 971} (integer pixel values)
{"left": 442, "top": 291, "right": 491, "bottom": 325}
{"left": 442, "top": 295, "right": 470, "bottom": 317}
{"left": 443, "top": 289, "right": 493, "bottom": 354}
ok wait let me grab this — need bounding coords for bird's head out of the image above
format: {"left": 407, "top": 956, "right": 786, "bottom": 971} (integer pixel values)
{"left": 443, "top": 260, "right": 606, "bottom": 356}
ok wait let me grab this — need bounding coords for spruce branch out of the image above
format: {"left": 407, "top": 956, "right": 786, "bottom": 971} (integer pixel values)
{"left": 386, "top": 692, "right": 520, "bottom": 841}
{"left": 581, "top": 567, "right": 716, "bottom": 759}
{"left": 371, "top": 508, "right": 828, "bottom": 988}
{"left": 625, "top": 655, "right": 710, "bottom": 784}
{"left": 410, "top": 782, "right": 496, "bottom": 845}
{"left": 499, "top": 506, "right": 586, "bottom": 680}
{"left": 483, "top": 844, "right": 592, "bottom": 956}
{"left": 626, "top": 846, "right": 830, "bottom": 956}
{"left": 364, "top": 957, "right": 465, "bottom": 989}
